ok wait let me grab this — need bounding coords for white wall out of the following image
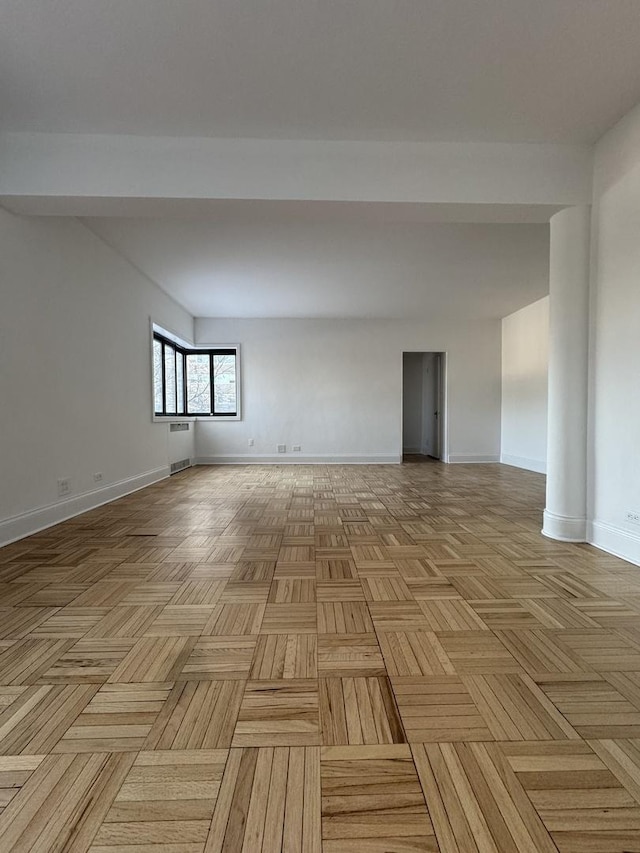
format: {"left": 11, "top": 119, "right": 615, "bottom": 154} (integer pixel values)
{"left": 402, "top": 353, "right": 424, "bottom": 452}
{"left": 588, "top": 103, "right": 640, "bottom": 564}
{"left": 0, "top": 208, "right": 194, "bottom": 545}
{"left": 194, "top": 318, "right": 502, "bottom": 464}
{"left": 501, "top": 297, "right": 549, "bottom": 473}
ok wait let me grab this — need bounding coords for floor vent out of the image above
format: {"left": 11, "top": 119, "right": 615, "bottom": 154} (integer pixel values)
{"left": 170, "top": 458, "right": 191, "bottom": 474}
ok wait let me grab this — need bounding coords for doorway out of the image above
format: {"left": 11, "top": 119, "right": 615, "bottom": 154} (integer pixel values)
{"left": 402, "top": 352, "right": 446, "bottom": 461}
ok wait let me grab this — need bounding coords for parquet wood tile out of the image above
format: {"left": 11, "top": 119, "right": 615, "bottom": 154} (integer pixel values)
{"left": 54, "top": 682, "right": 172, "bottom": 752}
{"left": 20, "top": 583, "right": 90, "bottom": 607}
{"left": 316, "top": 559, "right": 358, "bottom": 580}
{"left": 0, "top": 607, "right": 60, "bottom": 639}
{"left": 0, "top": 683, "right": 98, "bottom": 754}
{"left": 318, "top": 634, "right": 386, "bottom": 678}
{"left": 120, "top": 582, "right": 182, "bottom": 606}
{"left": 170, "top": 580, "right": 227, "bottom": 606}
{"left": 250, "top": 634, "right": 317, "bottom": 679}
{"left": 436, "top": 630, "right": 522, "bottom": 674}
{"left": 368, "top": 601, "right": 430, "bottom": 632}
{"left": 108, "top": 637, "right": 195, "bottom": 683}
{"left": 319, "top": 677, "right": 406, "bottom": 745}
{"left": 0, "top": 638, "right": 73, "bottom": 685}
{"left": 180, "top": 636, "right": 257, "bottom": 680}
{"left": 316, "top": 580, "right": 365, "bottom": 602}
{"left": 502, "top": 741, "right": 640, "bottom": 852}
{"left": 69, "top": 581, "right": 137, "bottom": 608}
{"left": 145, "top": 681, "right": 245, "bottom": 749}
{"left": 535, "top": 674, "right": 640, "bottom": 739}
{"left": 219, "top": 581, "right": 270, "bottom": 603}
{"left": 378, "top": 630, "right": 455, "bottom": 676}
{"left": 518, "top": 596, "right": 600, "bottom": 629}
{"left": 203, "top": 602, "right": 266, "bottom": 636}
{"left": 0, "top": 752, "right": 134, "bottom": 852}
{"left": 318, "top": 601, "right": 374, "bottom": 634}
{"left": 31, "top": 607, "right": 109, "bottom": 638}
{"left": 361, "top": 576, "right": 414, "bottom": 601}
{"left": 468, "top": 599, "right": 552, "bottom": 630}
{"left": 141, "top": 605, "right": 215, "bottom": 637}
{"left": 405, "top": 578, "right": 460, "bottom": 599}
{"left": 589, "top": 738, "right": 640, "bottom": 804}
{"left": 268, "top": 579, "right": 316, "bottom": 603}
{"left": 0, "top": 755, "right": 46, "bottom": 816}
{"left": 40, "top": 639, "right": 136, "bottom": 683}
{"left": 495, "top": 628, "right": 587, "bottom": 673}
{"left": 205, "top": 746, "right": 321, "bottom": 853}
{"left": 463, "top": 673, "right": 580, "bottom": 740}
{"left": 419, "top": 599, "right": 490, "bottom": 631}
{"left": 84, "top": 605, "right": 164, "bottom": 639}
{"left": 551, "top": 629, "right": 640, "bottom": 671}
{"left": 94, "top": 750, "right": 227, "bottom": 850}
{"left": 232, "top": 680, "right": 320, "bottom": 747}
{"left": 412, "top": 742, "right": 558, "bottom": 852}
{"left": 229, "top": 560, "right": 276, "bottom": 582}
{"left": 392, "top": 676, "right": 493, "bottom": 742}
{"left": 260, "top": 603, "right": 317, "bottom": 634}
{"left": 2, "top": 462, "right": 640, "bottom": 850}
{"left": 321, "top": 744, "right": 436, "bottom": 851}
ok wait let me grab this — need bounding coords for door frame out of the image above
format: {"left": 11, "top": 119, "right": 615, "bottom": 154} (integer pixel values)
{"left": 400, "top": 351, "right": 448, "bottom": 462}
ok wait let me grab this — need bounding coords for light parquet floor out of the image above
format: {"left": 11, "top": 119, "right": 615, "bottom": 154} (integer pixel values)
{"left": 0, "top": 462, "right": 640, "bottom": 850}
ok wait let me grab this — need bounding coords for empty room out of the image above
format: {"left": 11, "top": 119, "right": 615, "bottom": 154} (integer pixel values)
{"left": 1, "top": 2, "right": 640, "bottom": 851}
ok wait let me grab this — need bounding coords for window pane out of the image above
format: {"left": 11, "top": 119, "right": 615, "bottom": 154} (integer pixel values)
{"left": 153, "top": 339, "right": 163, "bottom": 413}
{"left": 164, "top": 344, "right": 176, "bottom": 413}
{"left": 213, "top": 353, "right": 236, "bottom": 414}
{"left": 186, "top": 353, "right": 211, "bottom": 414}
{"left": 176, "top": 354, "right": 185, "bottom": 414}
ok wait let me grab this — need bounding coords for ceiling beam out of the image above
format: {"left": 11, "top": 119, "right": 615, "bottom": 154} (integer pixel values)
{"left": 0, "top": 133, "right": 593, "bottom": 215}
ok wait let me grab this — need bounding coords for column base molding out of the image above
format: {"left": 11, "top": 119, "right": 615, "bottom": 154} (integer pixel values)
{"left": 542, "top": 509, "right": 587, "bottom": 542}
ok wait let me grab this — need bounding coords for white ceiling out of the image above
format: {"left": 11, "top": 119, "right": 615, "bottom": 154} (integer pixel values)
{"left": 6, "top": 2, "right": 636, "bottom": 320}
{"left": 84, "top": 210, "right": 549, "bottom": 320}
{"left": 2, "top": 0, "right": 640, "bottom": 143}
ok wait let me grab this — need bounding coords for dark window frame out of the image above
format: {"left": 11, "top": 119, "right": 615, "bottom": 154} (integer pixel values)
{"left": 153, "top": 332, "right": 238, "bottom": 418}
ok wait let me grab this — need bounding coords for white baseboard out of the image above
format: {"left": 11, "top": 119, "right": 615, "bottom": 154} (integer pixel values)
{"left": 403, "top": 447, "right": 422, "bottom": 455}
{"left": 447, "top": 454, "right": 500, "bottom": 464}
{"left": 195, "top": 454, "right": 401, "bottom": 465}
{"left": 588, "top": 519, "right": 640, "bottom": 567}
{"left": 0, "top": 466, "right": 170, "bottom": 548}
{"left": 542, "top": 509, "right": 587, "bottom": 542}
{"left": 501, "top": 454, "right": 547, "bottom": 474}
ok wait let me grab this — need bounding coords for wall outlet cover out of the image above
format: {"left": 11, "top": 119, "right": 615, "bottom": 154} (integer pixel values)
{"left": 277, "top": 444, "right": 286, "bottom": 453}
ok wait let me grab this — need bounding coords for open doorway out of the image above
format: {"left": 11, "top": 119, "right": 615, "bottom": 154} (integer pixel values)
{"left": 402, "top": 352, "right": 447, "bottom": 461}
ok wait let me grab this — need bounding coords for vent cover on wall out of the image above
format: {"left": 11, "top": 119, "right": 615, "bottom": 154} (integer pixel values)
{"left": 170, "top": 458, "right": 191, "bottom": 474}
{"left": 169, "top": 423, "right": 190, "bottom": 432}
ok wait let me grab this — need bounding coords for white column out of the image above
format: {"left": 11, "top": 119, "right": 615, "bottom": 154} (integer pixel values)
{"left": 542, "top": 206, "right": 591, "bottom": 542}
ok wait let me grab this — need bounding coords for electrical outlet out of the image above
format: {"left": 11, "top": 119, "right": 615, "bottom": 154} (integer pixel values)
{"left": 57, "top": 477, "right": 71, "bottom": 497}
{"left": 292, "top": 445, "right": 301, "bottom": 452}
{"left": 277, "top": 444, "right": 286, "bottom": 453}
{"left": 626, "top": 510, "right": 640, "bottom": 525}
{"left": 93, "top": 472, "right": 103, "bottom": 483}
{"left": 248, "top": 438, "right": 254, "bottom": 447}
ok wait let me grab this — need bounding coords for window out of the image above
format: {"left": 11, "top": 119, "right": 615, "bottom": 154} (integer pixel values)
{"left": 153, "top": 331, "right": 239, "bottom": 418}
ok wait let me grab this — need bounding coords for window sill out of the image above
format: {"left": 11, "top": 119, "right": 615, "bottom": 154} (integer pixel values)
{"left": 152, "top": 415, "right": 242, "bottom": 423}
{"left": 152, "top": 416, "right": 197, "bottom": 423}
{"left": 195, "top": 415, "right": 242, "bottom": 422}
